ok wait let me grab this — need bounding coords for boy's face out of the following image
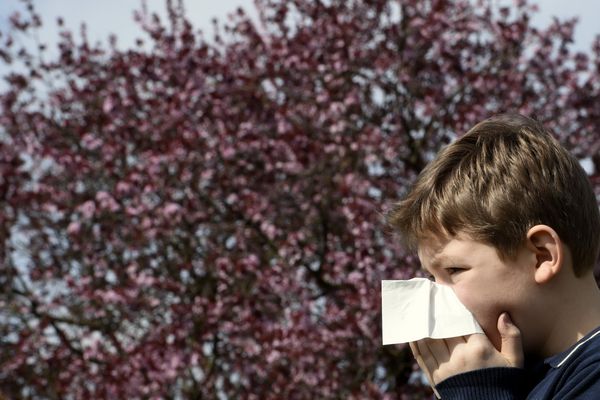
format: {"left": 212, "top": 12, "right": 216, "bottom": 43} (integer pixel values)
{"left": 417, "top": 233, "right": 540, "bottom": 352}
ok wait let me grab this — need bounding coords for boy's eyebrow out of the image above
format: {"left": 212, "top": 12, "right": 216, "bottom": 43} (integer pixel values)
{"left": 427, "top": 254, "right": 456, "bottom": 270}
{"left": 418, "top": 255, "right": 444, "bottom": 274}
{"left": 420, "top": 256, "right": 459, "bottom": 277}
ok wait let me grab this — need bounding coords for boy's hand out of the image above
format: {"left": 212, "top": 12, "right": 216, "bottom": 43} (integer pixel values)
{"left": 409, "top": 312, "right": 524, "bottom": 388}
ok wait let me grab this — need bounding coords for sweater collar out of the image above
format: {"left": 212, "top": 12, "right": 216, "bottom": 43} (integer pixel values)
{"left": 545, "top": 325, "right": 600, "bottom": 368}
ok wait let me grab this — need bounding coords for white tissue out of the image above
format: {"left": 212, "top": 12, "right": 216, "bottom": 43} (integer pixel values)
{"left": 381, "top": 278, "right": 483, "bottom": 345}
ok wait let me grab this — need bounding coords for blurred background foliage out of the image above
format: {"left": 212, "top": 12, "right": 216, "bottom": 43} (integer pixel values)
{"left": 1, "top": 0, "right": 600, "bottom": 398}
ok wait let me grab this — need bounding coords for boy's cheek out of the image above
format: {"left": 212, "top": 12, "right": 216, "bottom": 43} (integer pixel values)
{"left": 454, "top": 289, "right": 504, "bottom": 347}
{"left": 452, "top": 288, "right": 480, "bottom": 316}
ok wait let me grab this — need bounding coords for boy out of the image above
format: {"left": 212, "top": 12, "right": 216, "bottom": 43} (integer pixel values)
{"left": 387, "top": 113, "right": 600, "bottom": 399}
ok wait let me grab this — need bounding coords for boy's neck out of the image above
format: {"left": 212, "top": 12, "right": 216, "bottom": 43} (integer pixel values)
{"left": 540, "top": 273, "right": 600, "bottom": 358}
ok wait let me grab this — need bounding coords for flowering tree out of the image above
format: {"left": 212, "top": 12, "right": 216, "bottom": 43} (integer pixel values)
{"left": 1, "top": 0, "right": 600, "bottom": 398}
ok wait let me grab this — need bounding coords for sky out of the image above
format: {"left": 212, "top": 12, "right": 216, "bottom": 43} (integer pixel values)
{"left": 0, "top": 0, "right": 259, "bottom": 50}
{"left": 0, "top": 0, "right": 598, "bottom": 53}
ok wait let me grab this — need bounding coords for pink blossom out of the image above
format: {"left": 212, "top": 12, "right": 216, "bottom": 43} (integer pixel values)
{"left": 99, "top": 290, "right": 123, "bottom": 303}
{"left": 221, "top": 146, "right": 235, "bottom": 159}
{"left": 102, "top": 97, "right": 114, "bottom": 113}
{"left": 81, "top": 133, "right": 102, "bottom": 150}
{"left": 66, "top": 221, "right": 81, "bottom": 235}
{"left": 116, "top": 181, "right": 132, "bottom": 195}
{"left": 162, "top": 202, "right": 180, "bottom": 217}
{"left": 95, "top": 191, "right": 120, "bottom": 212}
{"left": 77, "top": 200, "right": 96, "bottom": 219}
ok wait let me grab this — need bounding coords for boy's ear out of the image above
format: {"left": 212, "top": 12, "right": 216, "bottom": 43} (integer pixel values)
{"left": 526, "top": 225, "right": 563, "bottom": 284}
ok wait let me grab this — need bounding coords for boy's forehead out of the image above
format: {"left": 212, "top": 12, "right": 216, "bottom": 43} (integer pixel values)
{"left": 417, "top": 233, "right": 476, "bottom": 264}
{"left": 417, "top": 234, "right": 452, "bottom": 256}
{"left": 417, "top": 236, "right": 451, "bottom": 267}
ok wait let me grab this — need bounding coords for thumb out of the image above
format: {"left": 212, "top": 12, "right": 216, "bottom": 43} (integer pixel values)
{"left": 497, "top": 312, "right": 524, "bottom": 367}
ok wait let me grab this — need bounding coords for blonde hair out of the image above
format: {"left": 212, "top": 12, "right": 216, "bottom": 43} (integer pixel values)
{"left": 388, "top": 113, "right": 600, "bottom": 275}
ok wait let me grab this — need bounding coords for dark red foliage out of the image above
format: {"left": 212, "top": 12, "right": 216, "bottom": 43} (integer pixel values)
{"left": 1, "top": 0, "right": 599, "bottom": 398}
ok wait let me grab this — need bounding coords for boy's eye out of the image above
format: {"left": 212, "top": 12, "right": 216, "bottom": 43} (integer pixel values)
{"left": 446, "top": 267, "right": 465, "bottom": 275}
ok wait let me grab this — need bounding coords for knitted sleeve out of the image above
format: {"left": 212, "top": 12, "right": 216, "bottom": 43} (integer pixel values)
{"left": 435, "top": 367, "right": 529, "bottom": 400}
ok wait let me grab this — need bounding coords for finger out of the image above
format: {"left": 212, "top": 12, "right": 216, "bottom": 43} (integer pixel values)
{"left": 498, "top": 312, "right": 524, "bottom": 367}
{"left": 424, "top": 337, "right": 451, "bottom": 364}
{"left": 410, "top": 341, "right": 431, "bottom": 375}
{"left": 417, "top": 339, "right": 440, "bottom": 371}
{"left": 409, "top": 342, "right": 426, "bottom": 372}
{"left": 465, "top": 332, "right": 488, "bottom": 344}
{"left": 445, "top": 335, "right": 467, "bottom": 353}
{"left": 409, "top": 341, "right": 420, "bottom": 358}
{"left": 446, "top": 335, "right": 468, "bottom": 344}
{"left": 411, "top": 341, "right": 440, "bottom": 396}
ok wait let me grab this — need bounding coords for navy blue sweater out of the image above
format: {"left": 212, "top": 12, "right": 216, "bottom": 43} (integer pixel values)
{"left": 436, "top": 326, "right": 600, "bottom": 399}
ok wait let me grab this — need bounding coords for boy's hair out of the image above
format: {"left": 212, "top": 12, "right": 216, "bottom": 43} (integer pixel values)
{"left": 388, "top": 113, "right": 600, "bottom": 276}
